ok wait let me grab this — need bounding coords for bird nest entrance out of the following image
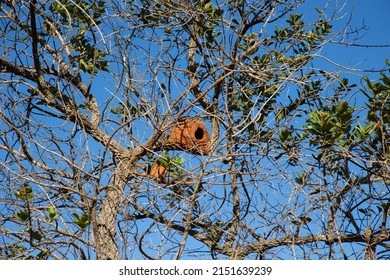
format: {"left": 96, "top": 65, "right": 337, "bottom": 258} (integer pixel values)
{"left": 166, "top": 117, "right": 210, "bottom": 155}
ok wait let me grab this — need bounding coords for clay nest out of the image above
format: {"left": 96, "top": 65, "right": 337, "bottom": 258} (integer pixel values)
{"left": 149, "top": 117, "right": 211, "bottom": 183}
{"left": 166, "top": 117, "right": 210, "bottom": 155}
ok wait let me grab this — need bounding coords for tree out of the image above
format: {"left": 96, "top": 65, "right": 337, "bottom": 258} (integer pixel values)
{"left": 0, "top": 0, "right": 389, "bottom": 260}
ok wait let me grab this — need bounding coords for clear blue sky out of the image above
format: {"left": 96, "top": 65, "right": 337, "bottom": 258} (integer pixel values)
{"left": 321, "top": 0, "right": 390, "bottom": 73}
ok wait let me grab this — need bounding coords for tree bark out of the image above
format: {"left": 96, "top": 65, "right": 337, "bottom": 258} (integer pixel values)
{"left": 93, "top": 131, "right": 162, "bottom": 259}
{"left": 93, "top": 160, "right": 128, "bottom": 260}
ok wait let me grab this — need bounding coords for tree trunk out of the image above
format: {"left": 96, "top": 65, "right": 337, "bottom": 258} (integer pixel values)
{"left": 364, "top": 244, "right": 376, "bottom": 260}
{"left": 92, "top": 132, "right": 162, "bottom": 259}
{"left": 93, "top": 161, "right": 128, "bottom": 259}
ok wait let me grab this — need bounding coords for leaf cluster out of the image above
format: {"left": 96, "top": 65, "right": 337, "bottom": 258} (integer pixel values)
{"left": 303, "top": 100, "right": 355, "bottom": 147}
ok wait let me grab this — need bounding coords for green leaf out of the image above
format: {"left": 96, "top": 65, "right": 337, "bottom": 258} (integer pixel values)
{"left": 279, "top": 128, "right": 292, "bottom": 142}
{"left": 353, "top": 121, "right": 372, "bottom": 140}
{"left": 36, "top": 250, "right": 48, "bottom": 260}
{"left": 294, "top": 173, "right": 305, "bottom": 184}
{"left": 79, "top": 59, "right": 91, "bottom": 73}
{"left": 292, "top": 220, "right": 302, "bottom": 226}
{"left": 172, "top": 157, "right": 185, "bottom": 166}
{"left": 73, "top": 212, "right": 91, "bottom": 230}
{"left": 32, "top": 230, "right": 43, "bottom": 242}
{"left": 157, "top": 150, "right": 170, "bottom": 167}
{"left": 13, "top": 183, "right": 34, "bottom": 201}
{"left": 48, "top": 205, "right": 56, "bottom": 216}
{"left": 47, "top": 205, "right": 60, "bottom": 222}
{"left": 300, "top": 216, "right": 312, "bottom": 224}
{"left": 309, "top": 188, "right": 321, "bottom": 195}
{"left": 17, "top": 210, "right": 29, "bottom": 222}
{"left": 110, "top": 104, "right": 124, "bottom": 115}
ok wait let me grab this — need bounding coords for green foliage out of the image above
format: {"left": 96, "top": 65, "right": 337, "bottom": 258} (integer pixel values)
{"left": 292, "top": 216, "right": 312, "bottom": 226}
{"left": 358, "top": 65, "right": 390, "bottom": 162}
{"left": 352, "top": 121, "right": 373, "bottom": 142}
{"left": 35, "top": 250, "right": 49, "bottom": 260}
{"left": 1, "top": 244, "right": 27, "bottom": 259}
{"left": 13, "top": 183, "right": 34, "bottom": 201}
{"left": 157, "top": 150, "right": 185, "bottom": 177}
{"left": 31, "top": 230, "right": 43, "bottom": 242}
{"left": 279, "top": 128, "right": 292, "bottom": 143}
{"left": 227, "top": 8, "right": 335, "bottom": 137}
{"left": 70, "top": 35, "right": 109, "bottom": 74}
{"left": 303, "top": 100, "right": 355, "bottom": 147}
{"left": 157, "top": 152, "right": 194, "bottom": 209}
{"left": 17, "top": 210, "right": 29, "bottom": 223}
{"left": 363, "top": 70, "right": 390, "bottom": 124}
{"left": 275, "top": 127, "right": 301, "bottom": 165}
{"left": 48, "top": 0, "right": 109, "bottom": 74}
{"left": 73, "top": 212, "right": 91, "bottom": 230}
{"left": 1, "top": 244, "right": 48, "bottom": 260}
{"left": 238, "top": 33, "right": 259, "bottom": 54}
{"left": 198, "top": 1, "right": 223, "bottom": 44}
{"left": 273, "top": 11, "right": 332, "bottom": 56}
{"left": 47, "top": 205, "right": 60, "bottom": 223}
{"left": 110, "top": 103, "right": 143, "bottom": 122}
{"left": 49, "top": 0, "right": 106, "bottom": 26}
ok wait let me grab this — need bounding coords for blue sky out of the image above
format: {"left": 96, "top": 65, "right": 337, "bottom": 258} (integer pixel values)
{"left": 320, "top": 0, "right": 390, "bottom": 73}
